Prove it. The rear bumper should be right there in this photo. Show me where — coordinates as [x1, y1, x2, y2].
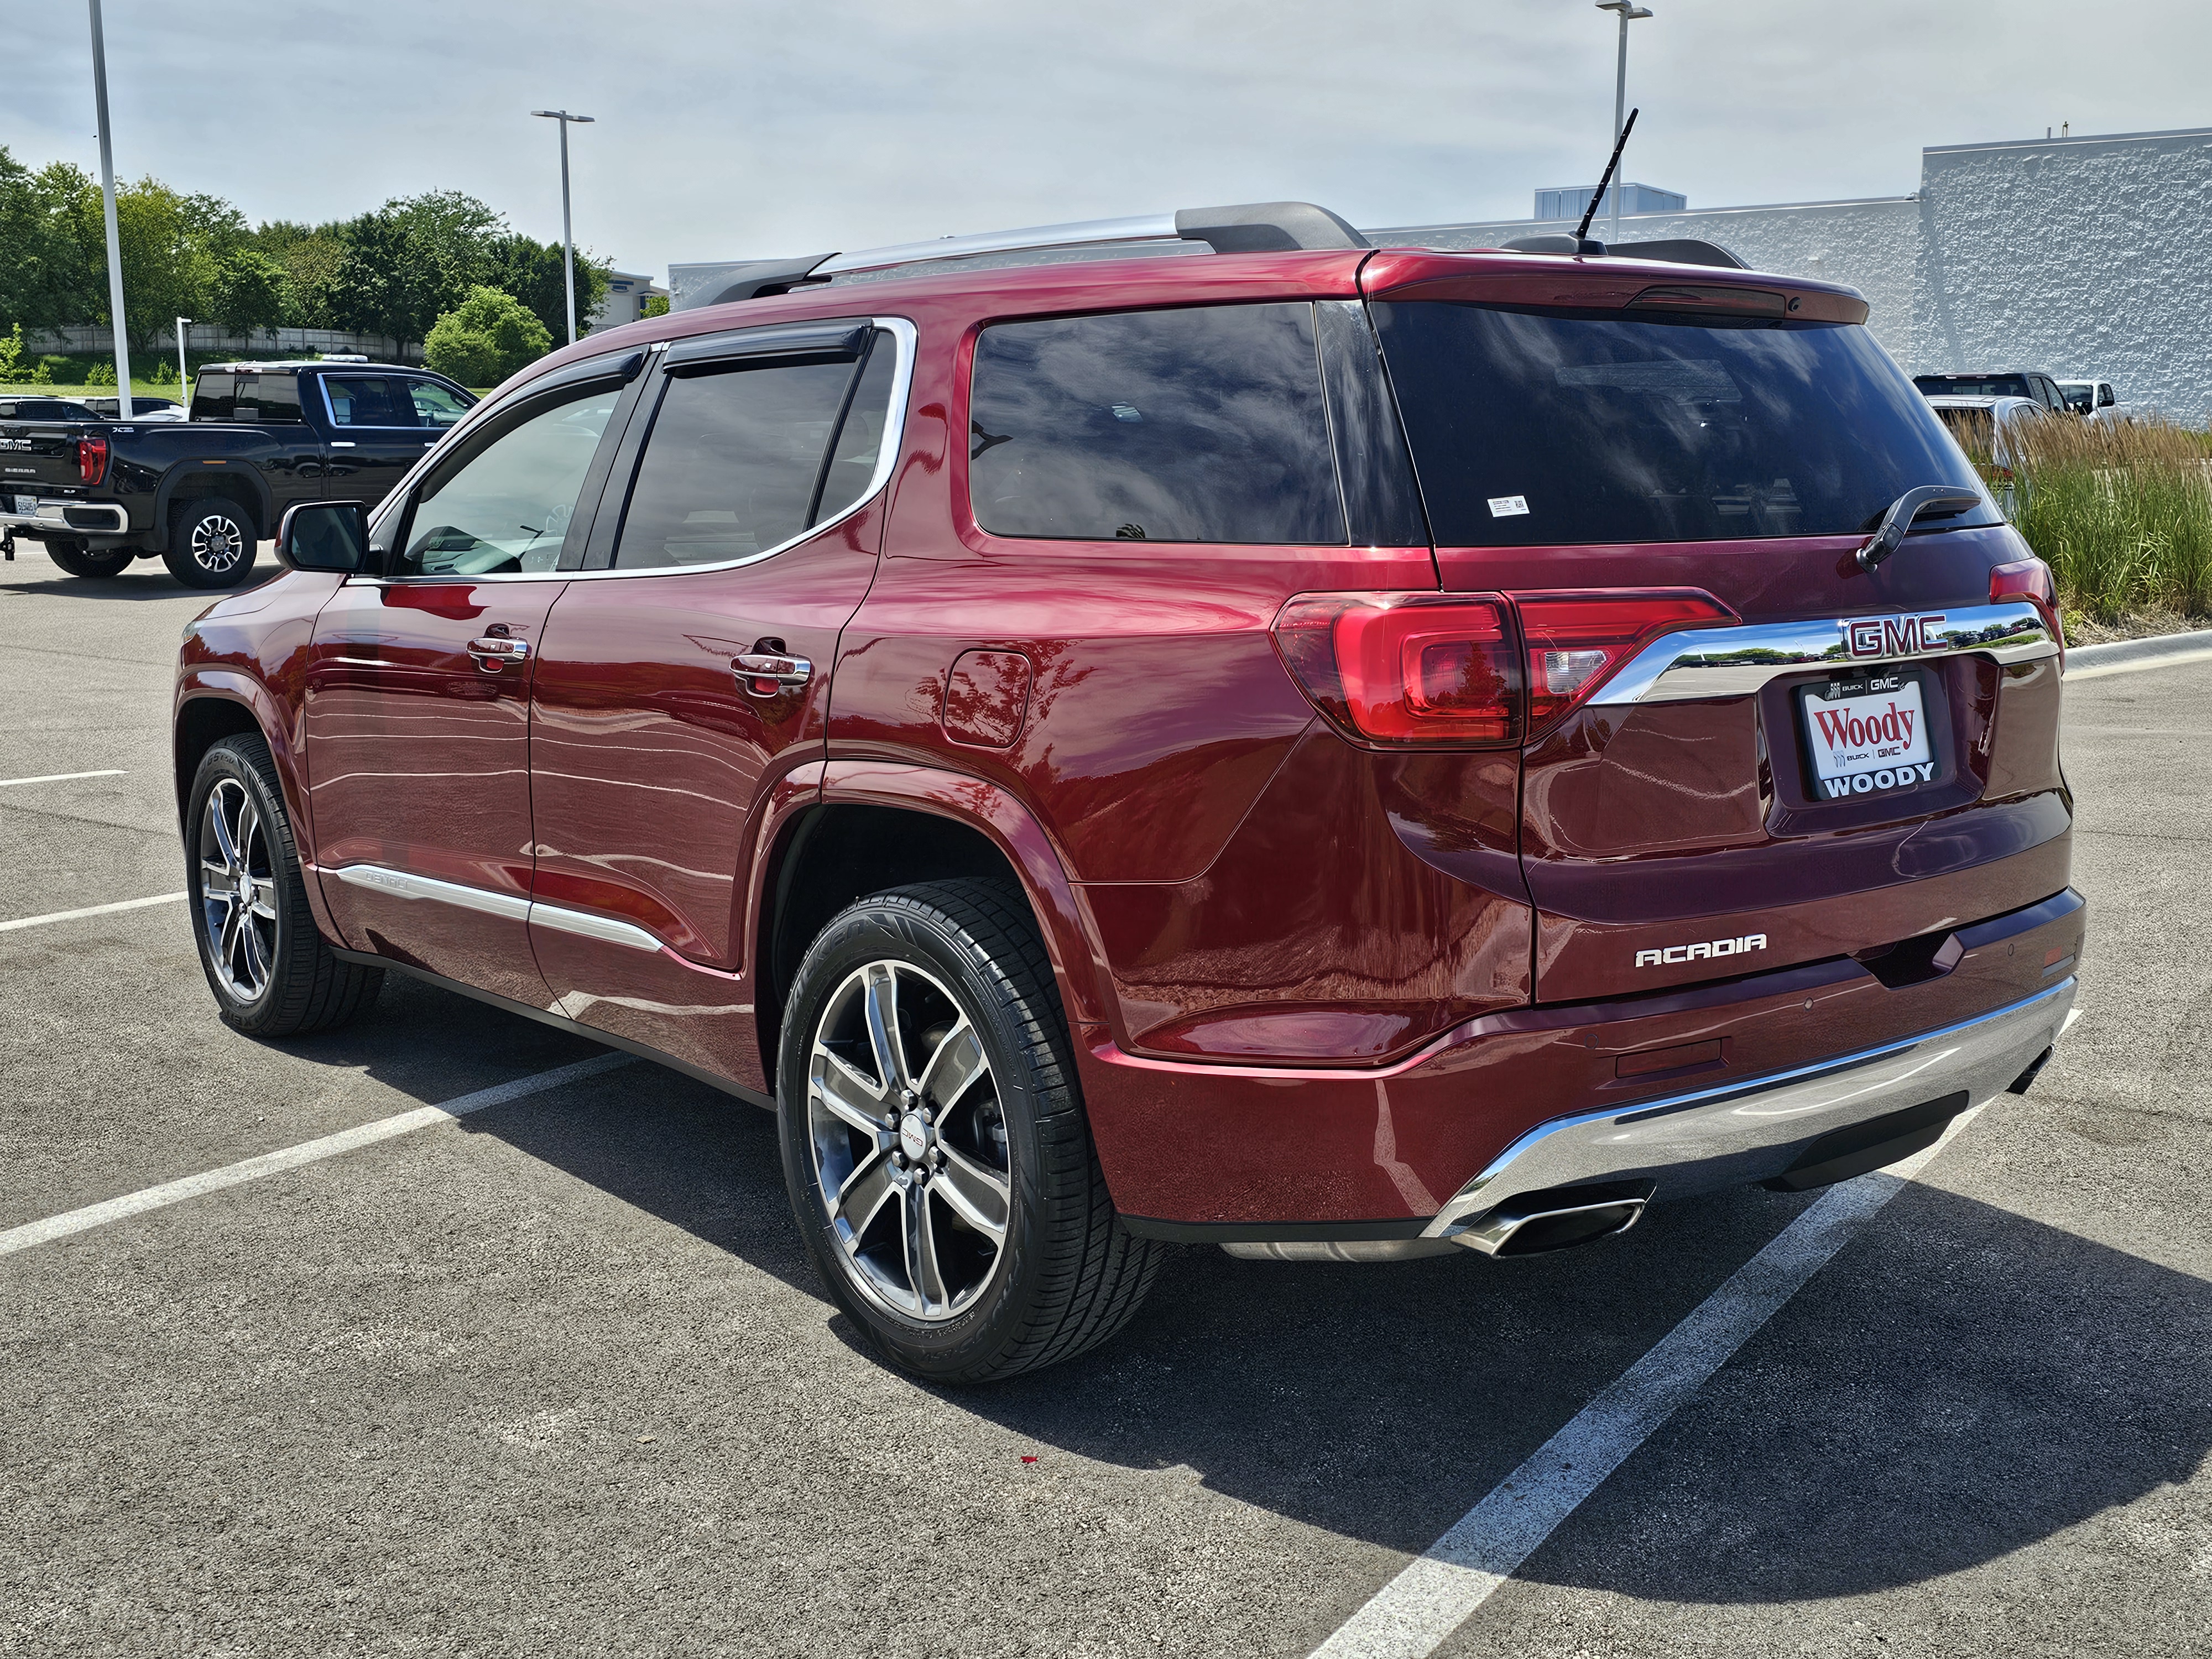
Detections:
[1093, 887, 2088, 1229]
[1423, 976, 2073, 1249]
[0, 499, 132, 536]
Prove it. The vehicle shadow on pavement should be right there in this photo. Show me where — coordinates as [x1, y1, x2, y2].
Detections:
[0, 553, 278, 602]
[452, 1043, 2212, 1598]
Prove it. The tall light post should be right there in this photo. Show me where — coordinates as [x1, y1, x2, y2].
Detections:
[175, 317, 189, 398]
[530, 109, 594, 346]
[1595, 1, 1653, 246]
[87, 0, 134, 418]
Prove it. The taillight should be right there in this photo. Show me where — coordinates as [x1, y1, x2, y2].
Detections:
[1272, 587, 1738, 748]
[1272, 593, 1522, 747]
[1512, 589, 1739, 734]
[75, 434, 108, 485]
[1990, 555, 2064, 665]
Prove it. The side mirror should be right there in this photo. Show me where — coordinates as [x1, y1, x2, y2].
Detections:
[2098, 385, 2115, 408]
[276, 500, 368, 573]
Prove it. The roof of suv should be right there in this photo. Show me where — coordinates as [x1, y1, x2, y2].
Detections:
[199, 359, 418, 374]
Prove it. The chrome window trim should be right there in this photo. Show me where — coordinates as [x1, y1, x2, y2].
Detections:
[1589, 600, 2058, 707]
[343, 317, 916, 589]
[326, 863, 664, 953]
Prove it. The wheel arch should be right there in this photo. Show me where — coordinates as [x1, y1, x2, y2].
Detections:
[174, 680, 343, 947]
[156, 462, 273, 547]
[754, 762, 1115, 1088]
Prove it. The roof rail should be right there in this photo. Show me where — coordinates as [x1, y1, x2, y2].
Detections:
[673, 200, 1371, 310]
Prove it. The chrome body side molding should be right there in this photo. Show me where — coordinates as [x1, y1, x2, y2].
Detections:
[1592, 600, 2058, 707]
[1422, 979, 2075, 1243]
[325, 863, 663, 953]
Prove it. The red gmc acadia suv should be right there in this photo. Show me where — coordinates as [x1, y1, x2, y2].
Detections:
[172, 201, 2083, 1381]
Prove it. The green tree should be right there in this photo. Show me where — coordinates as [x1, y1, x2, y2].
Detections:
[209, 247, 287, 337]
[422, 284, 551, 387]
[484, 231, 613, 343]
[253, 220, 347, 329]
[331, 191, 502, 349]
[642, 294, 670, 320]
[57, 173, 243, 351]
[0, 151, 100, 333]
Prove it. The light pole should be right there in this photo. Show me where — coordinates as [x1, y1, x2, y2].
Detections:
[86, 0, 134, 418]
[175, 317, 189, 398]
[530, 109, 595, 346]
[1596, 1, 1653, 246]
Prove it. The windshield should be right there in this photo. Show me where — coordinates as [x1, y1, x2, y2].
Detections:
[1374, 302, 1996, 546]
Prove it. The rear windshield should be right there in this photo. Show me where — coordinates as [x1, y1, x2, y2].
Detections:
[1914, 374, 2032, 399]
[1374, 303, 1995, 545]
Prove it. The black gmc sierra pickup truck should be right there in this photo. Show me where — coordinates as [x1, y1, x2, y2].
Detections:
[0, 360, 474, 586]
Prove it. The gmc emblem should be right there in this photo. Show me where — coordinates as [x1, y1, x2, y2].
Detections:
[1844, 613, 1949, 659]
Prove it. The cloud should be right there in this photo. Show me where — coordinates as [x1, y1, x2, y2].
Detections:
[8, 0, 2206, 280]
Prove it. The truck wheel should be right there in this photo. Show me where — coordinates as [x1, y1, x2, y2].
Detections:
[45, 539, 134, 579]
[186, 733, 382, 1036]
[164, 499, 258, 589]
[778, 879, 1164, 1383]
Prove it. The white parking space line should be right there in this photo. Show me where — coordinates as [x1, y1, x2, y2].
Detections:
[0, 1052, 635, 1261]
[1310, 1108, 1983, 1659]
[0, 769, 127, 787]
[0, 891, 187, 933]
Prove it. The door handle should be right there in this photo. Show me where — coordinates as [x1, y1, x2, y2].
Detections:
[467, 636, 532, 671]
[328, 441, 356, 448]
[734, 653, 811, 696]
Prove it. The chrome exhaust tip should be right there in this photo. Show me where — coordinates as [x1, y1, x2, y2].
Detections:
[1449, 1186, 1649, 1258]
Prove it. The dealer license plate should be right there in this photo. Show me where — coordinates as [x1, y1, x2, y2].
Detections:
[1798, 669, 1937, 801]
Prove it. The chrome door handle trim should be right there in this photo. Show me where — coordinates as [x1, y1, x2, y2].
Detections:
[328, 441, 356, 448]
[467, 637, 531, 671]
[733, 653, 812, 695]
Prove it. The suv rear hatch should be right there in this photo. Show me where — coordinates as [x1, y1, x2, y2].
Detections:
[1363, 253, 2069, 1003]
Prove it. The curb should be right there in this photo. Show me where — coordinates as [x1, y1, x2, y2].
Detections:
[2067, 628, 2212, 671]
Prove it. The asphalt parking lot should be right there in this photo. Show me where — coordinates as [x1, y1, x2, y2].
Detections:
[2, 542, 2206, 1659]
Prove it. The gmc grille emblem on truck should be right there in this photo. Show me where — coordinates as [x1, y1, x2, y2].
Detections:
[1844, 613, 1948, 659]
[1635, 934, 1768, 968]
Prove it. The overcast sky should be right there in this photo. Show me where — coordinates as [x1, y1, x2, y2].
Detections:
[10, 1, 2210, 282]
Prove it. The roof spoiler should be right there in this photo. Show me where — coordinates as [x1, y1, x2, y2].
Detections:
[1499, 233, 1747, 270]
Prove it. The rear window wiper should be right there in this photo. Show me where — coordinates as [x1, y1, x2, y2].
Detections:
[1856, 485, 1985, 571]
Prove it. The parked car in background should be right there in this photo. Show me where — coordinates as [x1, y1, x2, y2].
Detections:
[0, 359, 475, 586]
[1924, 394, 2049, 515]
[0, 395, 107, 423]
[1914, 370, 2069, 414]
[82, 394, 187, 421]
[2057, 378, 2124, 420]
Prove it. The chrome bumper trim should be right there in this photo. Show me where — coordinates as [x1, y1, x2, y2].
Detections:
[324, 862, 664, 952]
[0, 500, 132, 535]
[1592, 601, 2059, 707]
[1422, 979, 2076, 1241]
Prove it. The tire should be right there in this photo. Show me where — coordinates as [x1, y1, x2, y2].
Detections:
[163, 498, 258, 588]
[185, 733, 382, 1036]
[778, 879, 1164, 1383]
[44, 538, 133, 579]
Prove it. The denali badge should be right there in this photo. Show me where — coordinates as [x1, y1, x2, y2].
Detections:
[1843, 613, 1948, 659]
[1636, 933, 1767, 968]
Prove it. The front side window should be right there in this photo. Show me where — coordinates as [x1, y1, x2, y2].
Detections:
[398, 387, 621, 577]
[408, 379, 474, 429]
[323, 376, 419, 429]
[1379, 302, 1997, 546]
[611, 330, 896, 571]
[968, 302, 1345, 544]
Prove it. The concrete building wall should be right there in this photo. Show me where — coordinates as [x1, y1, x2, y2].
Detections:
[1916, 128, 2212, 420]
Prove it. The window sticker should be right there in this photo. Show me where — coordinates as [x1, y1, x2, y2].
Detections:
[1488, 494, 1530, 517]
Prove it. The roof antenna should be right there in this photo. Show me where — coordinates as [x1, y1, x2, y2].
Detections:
[1573, 106, 1639, 255]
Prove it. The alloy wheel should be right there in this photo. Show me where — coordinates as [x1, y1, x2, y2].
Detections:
[198, 776, 278, 1001]
[189, 512, 248, 575]
[807, 959, 1011, 1322]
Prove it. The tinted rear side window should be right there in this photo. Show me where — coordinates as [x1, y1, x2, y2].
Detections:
[190, 374, 236, 421]
[969, 303, 1345, 544]
[1914, 373, 2032, 399]
[612, 357, 857, 568]
[233, 374, 302, 424]
[1376, 303, 1995, 546]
